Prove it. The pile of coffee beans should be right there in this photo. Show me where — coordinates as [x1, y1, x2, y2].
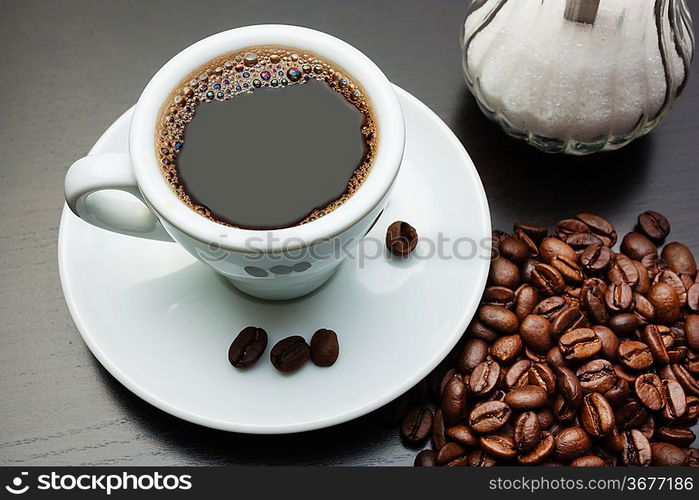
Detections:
[229, 327, 339, 372]
[387, 211, 699, 466]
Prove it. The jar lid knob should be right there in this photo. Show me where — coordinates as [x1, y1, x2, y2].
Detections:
[564, 0, 601, 25]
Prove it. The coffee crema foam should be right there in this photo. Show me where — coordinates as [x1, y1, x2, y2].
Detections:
[156, 46, 377, 228]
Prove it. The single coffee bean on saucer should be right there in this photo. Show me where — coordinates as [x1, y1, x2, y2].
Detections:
[386, 221, 418, 256]
[228, 326, 268, 368]
[270, 335, 310, 372]
[310, 328, 339, 367]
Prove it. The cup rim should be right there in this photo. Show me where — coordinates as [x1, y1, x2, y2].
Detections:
[130, 24, 404, 253]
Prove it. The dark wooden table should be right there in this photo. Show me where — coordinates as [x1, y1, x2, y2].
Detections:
[1, 1, 697, 466]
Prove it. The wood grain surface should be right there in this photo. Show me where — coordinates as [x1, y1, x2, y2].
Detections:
[0, 0, 697, 465]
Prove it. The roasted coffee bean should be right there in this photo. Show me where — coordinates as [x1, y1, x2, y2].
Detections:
[517, 431, 555, 465]
[270, 335, 310, 372]
[539, 237, 579, 264]
[480, 432, 517, 460]
[529, 362, 556, 395]
[642, 253, 668, 280]
[514, 284, 539, 319]
[655, 270, 688, 307]
[617, 340, 654, 370]
[633, 260, 652, 294]
[621, 429, 651, 466]
[662, 379, 687, 420]
[505, 385, 548, 410]
[615, 399, 650, 431]
[435, 442, 466, 465]
[431, 408, 447, 449]
[581, 243, 614, 275]
[400, 407, 433, 445]
[662, 242, 697, 278]
[633, 292, 656, 322]
[551, 255, 584, 285]
[575, 213, 617, 246]
[489, 256, 520, 289]
[467, 320, 499, 342]
[580, 393, 615, 437]
[593, 326, 619, 361]
[582, 284, 609, 325]
[557, 366, 582, 406]
[688, 284, 699, 313]
[685, 314, 699, 351]
[479, 305, 519, 334]
[605, 282, 634, 312]
[576, 359, 616, 393]
[635, 373, 665, 411]
[546, 346, 566, 368]
[524, 347, 547, 363]
[551, 306, 587, 336]
[604, 378, 630, 408]
[641, 324, 670, 365]
[470, 359, 501, 396]
[309, 328, 339, 367]
[637, 210, 671, 243]
[457, 338, 489, 373]
[608, 254, 640, 288]
[559, 328, 601, 361]
[386, 221, 418, 256]
[505, 359, 532, 389]
[499, 236, 530, 264]
[671, 364, 699, 396]
[533, 296, 568, 320]
[469, 401, 511, 433]
[491, 335, 523, 363]
[442, 375, 467, 424]
[556, 218, 590, 240]
[446, 424, 477, 447]
[552, 394, 577, 422]
[483, 286, 516, 308]
[651, 442, 689, 466]
[566, 232, 604, 251]
[519, 315, 553, 353]
[468, 449, 497, 467]
[515, 228, 540, 257]
[640, 413, 656, 441]
[680, 395, 699, 424]
[514, 222, 548, 243]
[531, 263, 565, 296]
[609, 313, 644, 337]
[413, 449, 435, 467]
[621, 232, 657, 261]
[521, 258, 538, 283]
[228, 326, 268, 368]
[657, 426, 696, 447]
[571, 455, 606, 467]
[554, 426, 592, 461]
[514, 411, 542, 453]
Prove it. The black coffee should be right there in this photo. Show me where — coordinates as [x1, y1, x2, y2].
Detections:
[157, 47, 377, 229]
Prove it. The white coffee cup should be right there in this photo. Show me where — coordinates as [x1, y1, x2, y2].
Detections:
[64, 25, 405, 300]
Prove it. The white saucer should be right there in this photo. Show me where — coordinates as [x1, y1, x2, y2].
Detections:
[58, 86, 491, 434]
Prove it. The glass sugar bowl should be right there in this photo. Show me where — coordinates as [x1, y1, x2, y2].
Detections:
[461, 0, 695, 155]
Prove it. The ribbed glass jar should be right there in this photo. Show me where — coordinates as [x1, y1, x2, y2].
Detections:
[462, 0, 694, 155]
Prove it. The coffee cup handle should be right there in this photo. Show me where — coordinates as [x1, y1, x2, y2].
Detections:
[64, 153, 173, 241]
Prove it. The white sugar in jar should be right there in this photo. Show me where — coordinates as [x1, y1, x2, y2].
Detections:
[462, 0, 694, 154]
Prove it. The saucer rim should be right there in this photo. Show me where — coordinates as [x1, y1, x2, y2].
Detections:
[58, 85, 491, 434]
